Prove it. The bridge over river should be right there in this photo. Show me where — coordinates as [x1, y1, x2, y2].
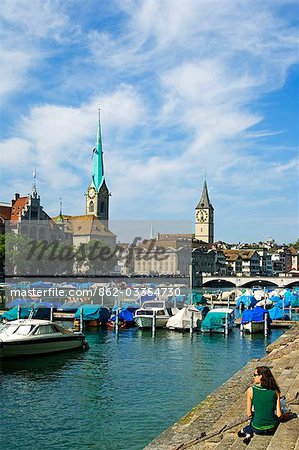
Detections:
[202, 275, 299, 288]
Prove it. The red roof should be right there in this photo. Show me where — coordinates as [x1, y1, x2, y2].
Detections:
[0, 205, 12, 221]
[10, 197, 29, 222]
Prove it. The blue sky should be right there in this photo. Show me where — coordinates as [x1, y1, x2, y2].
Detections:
[0, 0, 298, 244]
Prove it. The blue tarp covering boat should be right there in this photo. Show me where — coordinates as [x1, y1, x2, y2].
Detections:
[270, 295, 281, 303]
[74, 305, 110, 322]
[112, 303, 139, 312]
[268, 306, 286, 320]
[236, 295, 257, 309]
[277, 297, 291, 308]
[1, 306, 52, 321]
[110, 309, 135, 322]
[30, 281, 53, 288]
[6, 298, 32, 308]
[58, 302, 83, 312]
[291, 296, 299, 307]
[241, 306, 270, 324]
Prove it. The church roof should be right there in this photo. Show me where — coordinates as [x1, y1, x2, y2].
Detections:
[196, 180, 213, 209]
[10, 197, 29, 222]
[53, 215, 116, 237]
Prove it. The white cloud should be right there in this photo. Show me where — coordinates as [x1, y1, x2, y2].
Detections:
[1, 0, 298, 242]
[0, 0, 76, 41]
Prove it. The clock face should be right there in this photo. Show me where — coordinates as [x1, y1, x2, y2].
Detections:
[88, 187, 96, 199]
[196, 210, 208, 223]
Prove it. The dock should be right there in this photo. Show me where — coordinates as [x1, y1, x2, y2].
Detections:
[144, 324, 299, 450]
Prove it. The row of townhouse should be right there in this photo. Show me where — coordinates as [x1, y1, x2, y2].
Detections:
[192, 246, 299, 278]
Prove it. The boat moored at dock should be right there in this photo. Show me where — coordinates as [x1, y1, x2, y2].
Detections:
[134, 300, 179, 329]
[74, 304, 111, 329]
[0, 319, 89, 358]
[201, 308, 235, 333]
[241, 306, 271, 334]
[166, 305, 209, 331]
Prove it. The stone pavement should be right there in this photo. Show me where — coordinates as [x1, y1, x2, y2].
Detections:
[144, 325, 299, 450]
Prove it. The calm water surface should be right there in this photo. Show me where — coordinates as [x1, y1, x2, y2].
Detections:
[0, 327, 283, 450]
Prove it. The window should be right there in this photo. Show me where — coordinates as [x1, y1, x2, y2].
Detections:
[15, 325, 35, 336]
[89, 201, 94, 212]
[33, 325, 57, 335]
[100, 201, 105, 213]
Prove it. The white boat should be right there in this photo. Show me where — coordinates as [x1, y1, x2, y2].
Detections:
[134, 300, 179, 329]
[166, 305, 208, 331]
[240, 306, 269, 335]
[243, 321, 265, 334]
[201, 308, 235, 333]
[0, 319, 89, 358]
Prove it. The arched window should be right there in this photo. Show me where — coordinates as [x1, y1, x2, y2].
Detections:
[89, 201, 94, 212]
[100, 201, 105, 213]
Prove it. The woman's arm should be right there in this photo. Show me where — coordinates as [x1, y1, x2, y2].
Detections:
[246, 387, 253, 418]
[276, 391, 282, 418]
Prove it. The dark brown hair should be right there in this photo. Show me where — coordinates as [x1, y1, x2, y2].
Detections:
[255, 366, 280, 392]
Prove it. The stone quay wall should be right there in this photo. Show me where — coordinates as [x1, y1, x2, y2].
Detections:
[144, 324, 299, 450]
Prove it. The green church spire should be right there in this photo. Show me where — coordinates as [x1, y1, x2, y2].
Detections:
[92, 109, 105, 191]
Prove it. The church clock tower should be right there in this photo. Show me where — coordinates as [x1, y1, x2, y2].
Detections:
[195, 180, 214, 243]
[86, 109, 110, 223]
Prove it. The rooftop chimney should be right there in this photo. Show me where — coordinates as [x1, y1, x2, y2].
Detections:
[11, 193, 20, 206]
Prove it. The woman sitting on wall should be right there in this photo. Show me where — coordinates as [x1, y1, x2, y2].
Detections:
[238, 366, 282, 444]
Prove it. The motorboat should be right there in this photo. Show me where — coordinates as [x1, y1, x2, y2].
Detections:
[241, 306, 270, 334]
[108, 303, 139, 330]
[134, 300, 179, 329]
[201, 308, 235, 333]
[0, 319, 89, 358]
[166, 305, 209, 331]
[74, 304, 111, 329]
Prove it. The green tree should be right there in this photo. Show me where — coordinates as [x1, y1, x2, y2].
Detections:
[289, 239, 299, 250]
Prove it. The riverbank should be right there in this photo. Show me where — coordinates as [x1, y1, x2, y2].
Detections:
[144, 324, 299, 450]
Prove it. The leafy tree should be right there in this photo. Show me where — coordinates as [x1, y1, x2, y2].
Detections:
[288, 239, 299, 250]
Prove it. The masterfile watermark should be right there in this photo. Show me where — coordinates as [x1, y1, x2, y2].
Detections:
[4, 219, 192, 278]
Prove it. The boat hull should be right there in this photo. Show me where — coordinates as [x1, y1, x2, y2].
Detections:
[135, 316, 168, 329]
[201, 325, 233, 334]
[0, 335, 86, 358]
[243, 321, 265, 334]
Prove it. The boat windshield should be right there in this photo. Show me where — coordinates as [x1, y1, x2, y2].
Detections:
[0, 324, 35, 336]
[143, 302, 164, 309]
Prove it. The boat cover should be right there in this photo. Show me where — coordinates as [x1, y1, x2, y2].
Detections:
[291, 296, 299, 307]
[6, 298, 32, 308]
[270, 295, 281, 303]
[58, 302, 82, 312]
[201, 311, 228, 331]
[268, 306, 285, 320]
[276, 298, 291, 308]
[283, 291, 298, 307]
[236, 295, 257, 308]
[166, 306, 203, 329]
[74, 305, 111, 322]
[112, 303, 139, 312]
[1, 307, 51, 321]
[241, 306, 270, 324]
[110, 309, 135, 322]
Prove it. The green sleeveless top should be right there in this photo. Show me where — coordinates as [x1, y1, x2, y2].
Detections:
[252, 385, 279, 430]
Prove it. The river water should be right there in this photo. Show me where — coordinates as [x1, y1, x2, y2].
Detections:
[0, 327, 283, 450]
